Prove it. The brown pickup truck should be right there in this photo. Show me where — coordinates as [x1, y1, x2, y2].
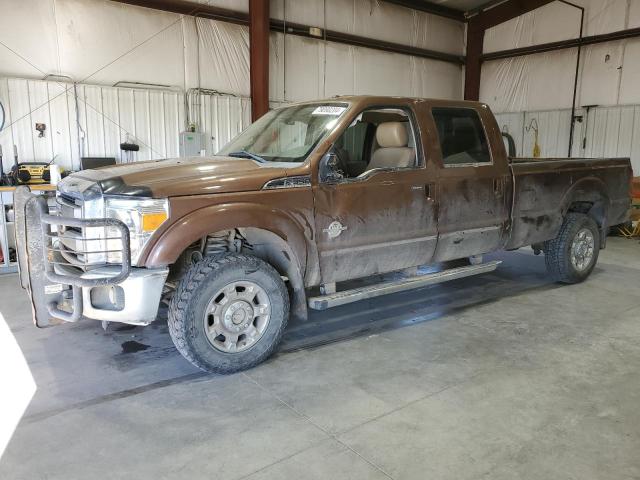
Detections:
[15, 96, 632, 373]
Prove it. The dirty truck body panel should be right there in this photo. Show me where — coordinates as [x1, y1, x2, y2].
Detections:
[312, 100, 439, 283]
[14, 96, 632, 332]
[429, 101, 513, 263]
[507, 157, 632, 249]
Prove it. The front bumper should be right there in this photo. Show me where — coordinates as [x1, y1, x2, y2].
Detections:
[80, 266, 168, 324]
[14, 186, 168, 327]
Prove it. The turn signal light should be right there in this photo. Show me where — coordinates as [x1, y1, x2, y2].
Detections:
[142, 212, 168, 232]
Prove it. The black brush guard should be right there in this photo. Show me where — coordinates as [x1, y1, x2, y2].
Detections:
[14, 186, 131, 326]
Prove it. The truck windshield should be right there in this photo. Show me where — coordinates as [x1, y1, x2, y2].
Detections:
[219, 103, 348, 163]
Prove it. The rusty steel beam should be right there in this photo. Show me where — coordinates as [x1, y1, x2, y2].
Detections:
[483, 26, 640, 61]
[112, 0, 248, 25]
[468, 0, 556, 30]
[380, 0, 465, 21]
[109, 0, 463, 65]
[464, 0, 555, 100]
[250, 0, 269, 121]
[271, 18, 464, 64]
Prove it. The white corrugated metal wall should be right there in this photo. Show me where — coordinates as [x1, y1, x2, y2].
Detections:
[188, 92, 252, 154]
[495, 105, 640, 175]
[495, 109, 576, 158]
[0, 77, 251, 172]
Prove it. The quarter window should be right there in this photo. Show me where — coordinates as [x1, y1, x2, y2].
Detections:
[432, 108, 491, 166]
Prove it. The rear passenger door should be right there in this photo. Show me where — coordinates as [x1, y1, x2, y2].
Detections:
[429, 105, 510, 262]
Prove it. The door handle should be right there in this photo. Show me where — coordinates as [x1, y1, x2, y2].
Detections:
[493, 178, 504, 197]
[425, 184, 436, 201]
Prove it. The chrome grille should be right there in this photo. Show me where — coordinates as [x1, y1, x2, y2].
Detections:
[41, 213, 132, 287]
[50, 193, 123, 271]
[56, 193, 81, 218]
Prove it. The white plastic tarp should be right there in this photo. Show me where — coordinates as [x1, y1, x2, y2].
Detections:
[481, 0, 640, 112]
[270, 32, 463, 102]
[271, 0, 465, 56]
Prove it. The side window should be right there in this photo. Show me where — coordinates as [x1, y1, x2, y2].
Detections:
[432, 107, 491, 166]
[332, 107, 418, 179]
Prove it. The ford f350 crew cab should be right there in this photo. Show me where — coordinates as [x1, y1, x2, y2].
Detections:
[15, 96, 633, 373]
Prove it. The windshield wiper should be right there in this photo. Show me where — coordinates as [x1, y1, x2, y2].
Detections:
[227, 150, 266, 163]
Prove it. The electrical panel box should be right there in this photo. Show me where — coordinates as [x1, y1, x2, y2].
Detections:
[179, 131, 208, 157]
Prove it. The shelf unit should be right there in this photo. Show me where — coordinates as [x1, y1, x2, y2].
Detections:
[0, 185, 56, 275]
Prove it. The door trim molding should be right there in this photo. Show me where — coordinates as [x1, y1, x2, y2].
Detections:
[319, 234, 438, 257]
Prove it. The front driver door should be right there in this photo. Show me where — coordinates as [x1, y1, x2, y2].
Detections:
[312, 105, 438, 284]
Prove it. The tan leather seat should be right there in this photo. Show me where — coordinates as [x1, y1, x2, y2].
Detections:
[368, 122, 416, 170]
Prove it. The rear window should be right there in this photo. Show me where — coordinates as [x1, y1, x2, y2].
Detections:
[432, 107, 491, 166]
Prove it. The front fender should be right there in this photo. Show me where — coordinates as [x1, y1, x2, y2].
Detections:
[142, 202, 311, 272]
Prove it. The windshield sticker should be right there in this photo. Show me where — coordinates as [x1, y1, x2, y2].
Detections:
[312, 106, 346, 116]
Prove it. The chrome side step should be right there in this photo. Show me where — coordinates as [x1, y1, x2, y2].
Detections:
[308, 261, 502, 310]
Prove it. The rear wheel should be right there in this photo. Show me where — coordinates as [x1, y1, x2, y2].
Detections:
[544, 213, 600, 284]
[168, 253, 289, 374]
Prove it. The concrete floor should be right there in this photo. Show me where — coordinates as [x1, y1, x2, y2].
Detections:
[1, 238, 639, 480]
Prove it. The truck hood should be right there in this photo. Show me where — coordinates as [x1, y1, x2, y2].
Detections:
[63, 156, 292, 198]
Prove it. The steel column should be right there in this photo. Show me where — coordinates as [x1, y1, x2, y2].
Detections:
[464, 0, 555, 101]
[464, 21, 484, 101]
[109, 0, 464, 65]
[249, 0, 269, 121]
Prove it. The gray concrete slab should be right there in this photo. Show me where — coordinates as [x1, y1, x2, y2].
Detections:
[1, 238, 639, 479]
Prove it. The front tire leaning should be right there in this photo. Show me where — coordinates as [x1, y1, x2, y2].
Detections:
[168, 253, 289, 374]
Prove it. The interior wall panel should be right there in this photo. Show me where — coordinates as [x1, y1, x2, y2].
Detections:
[270, 0, 465, 56]
[2, 0, 465, 117]
[481, 0, 640, 115]
[0, 77, 249, 172]
[193, 94, 252, 154]
[494, 105, 639, 175]
[484, 2, 582, 54]
[270, 31, 463, 104]
[481, 50, 577, 112]
[484, 0, 630, 54]
[0, 0, 59, 79]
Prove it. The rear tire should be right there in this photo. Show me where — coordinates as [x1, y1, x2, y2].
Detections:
[168, 253, 289, 374]
[544, 213, 600, 284]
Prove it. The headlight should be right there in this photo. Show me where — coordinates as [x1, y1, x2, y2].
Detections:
[105, 197, 169, 265]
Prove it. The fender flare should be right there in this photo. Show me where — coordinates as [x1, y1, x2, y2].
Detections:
[142, 202, 313, 320]
[559, 176, 611, 244]
[143, 202, 309, 269]
[559, 176, 610, 223]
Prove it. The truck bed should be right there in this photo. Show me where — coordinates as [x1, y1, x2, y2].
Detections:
[506, 157, 633, 250]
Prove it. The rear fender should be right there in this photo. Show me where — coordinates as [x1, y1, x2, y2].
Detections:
[560, 177, 610, 242]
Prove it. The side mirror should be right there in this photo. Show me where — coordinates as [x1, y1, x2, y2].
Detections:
[319, 151, 344, 183]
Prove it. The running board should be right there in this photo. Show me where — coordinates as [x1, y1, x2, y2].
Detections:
[308, 261, 502, 311]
